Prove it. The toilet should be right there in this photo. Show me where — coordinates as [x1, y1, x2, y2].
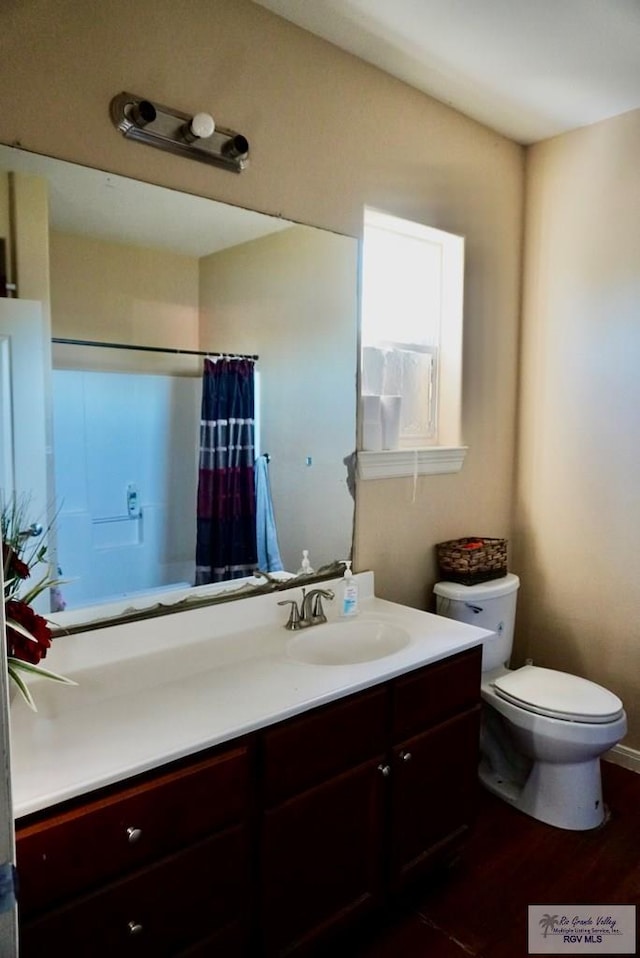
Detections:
[434, 574, 627, 831]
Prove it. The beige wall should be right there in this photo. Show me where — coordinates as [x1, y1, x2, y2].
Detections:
[199, 225, 358, 571]
[3, 172, 56, 543]
[515, 108, 640, 747]
[50, 232, 199, 352]
[0, 0, 524, 611]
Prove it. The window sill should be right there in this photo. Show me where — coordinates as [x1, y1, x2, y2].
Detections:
[357, 446, 468, 480]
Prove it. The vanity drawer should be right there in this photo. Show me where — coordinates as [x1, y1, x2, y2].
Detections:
[17, 742, 252, 917]
[19, 824, 250, 958]
[391, 647, 482, 741]
[262, 686, 387, 806]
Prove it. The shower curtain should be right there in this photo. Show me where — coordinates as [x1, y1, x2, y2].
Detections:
[195, 357, 258, 584]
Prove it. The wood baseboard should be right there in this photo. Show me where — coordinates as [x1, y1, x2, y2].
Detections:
[604, 744, 640, 774]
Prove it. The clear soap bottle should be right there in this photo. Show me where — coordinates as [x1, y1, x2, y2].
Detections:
[340, 560, 359, 617]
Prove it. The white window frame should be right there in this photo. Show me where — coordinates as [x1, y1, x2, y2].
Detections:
[358, 208, 467, 479]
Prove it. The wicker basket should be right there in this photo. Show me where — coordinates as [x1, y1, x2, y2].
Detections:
[436, 537, 508, 585]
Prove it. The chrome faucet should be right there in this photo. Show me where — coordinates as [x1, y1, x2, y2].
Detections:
[301, 588, 334, 626]
[278, 588, 335, 630]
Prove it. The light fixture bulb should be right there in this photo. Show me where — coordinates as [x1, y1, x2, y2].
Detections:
[222, 134, 250, 160]
[130, 100, 157, 129]
[189, 112, 215, 140]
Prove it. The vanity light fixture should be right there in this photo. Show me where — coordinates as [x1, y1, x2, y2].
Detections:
[110, 92, 250, 173]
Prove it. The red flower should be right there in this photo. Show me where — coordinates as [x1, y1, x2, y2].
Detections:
[5, 600, 51, 665]
[2, 543, 30, 581]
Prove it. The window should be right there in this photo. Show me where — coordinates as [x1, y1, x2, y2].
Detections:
[358, 209, 466, 478]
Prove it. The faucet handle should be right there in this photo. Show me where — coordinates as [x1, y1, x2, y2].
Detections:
[278, 598, 301, 630]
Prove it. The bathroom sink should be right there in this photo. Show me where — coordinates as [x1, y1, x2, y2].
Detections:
[286, 618, 410, 666]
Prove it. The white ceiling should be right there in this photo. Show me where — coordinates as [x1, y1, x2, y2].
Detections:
[253, 0, 640, 143]
[0, 145, 293, 256]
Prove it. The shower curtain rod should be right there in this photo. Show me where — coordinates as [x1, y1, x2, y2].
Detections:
[52, 337, 259, 362]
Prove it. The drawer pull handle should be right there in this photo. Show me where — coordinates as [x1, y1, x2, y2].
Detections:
[126, 826, 142, 844]
[400, 751, 413, 763]
[128, 921, 144, 936]
[377, 763, 391, 778]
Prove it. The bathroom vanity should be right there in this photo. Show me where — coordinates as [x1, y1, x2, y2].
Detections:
[11, 574, 487, 957]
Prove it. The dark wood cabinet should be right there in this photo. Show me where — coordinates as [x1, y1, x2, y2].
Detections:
[17, 742, 254, 958]
[261, 757, 385, 957]
[389, 707, 481, 890]
[175, 920, 250, 957]
[260, 688, 388, 957]
[261, 686, 388, 806]
[258, 646, 482, 956]
[15, 645, 482, 957]
[386, 649, 482, 890]
[19, 827, 250, 957]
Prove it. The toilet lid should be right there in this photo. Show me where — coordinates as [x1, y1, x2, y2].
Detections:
[492, 665, 624, 723]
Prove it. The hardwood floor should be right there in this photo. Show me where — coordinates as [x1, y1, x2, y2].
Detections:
[347, 760, 640, 958]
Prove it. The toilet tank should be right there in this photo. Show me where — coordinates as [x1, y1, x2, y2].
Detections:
[433, 573, 520, 672]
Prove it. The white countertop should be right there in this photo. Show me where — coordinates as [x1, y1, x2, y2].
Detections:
[10, 573, 490, 820]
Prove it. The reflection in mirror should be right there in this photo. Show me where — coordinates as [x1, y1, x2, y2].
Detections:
[0, 145, 358, 629]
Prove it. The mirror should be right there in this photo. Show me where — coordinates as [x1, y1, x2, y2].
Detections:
[0, 145, 358, 630]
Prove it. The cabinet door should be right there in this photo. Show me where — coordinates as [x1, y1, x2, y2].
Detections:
[261, 757, 385, 957]
[389, 706, 481, 891]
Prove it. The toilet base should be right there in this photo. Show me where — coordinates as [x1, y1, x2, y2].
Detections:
[479, 756, 605, 830]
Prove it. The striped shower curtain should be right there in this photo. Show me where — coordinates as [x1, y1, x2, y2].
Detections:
[195, 357, 258, 584]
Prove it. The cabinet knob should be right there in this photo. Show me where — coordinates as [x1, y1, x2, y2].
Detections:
[377, 763, 391, 778]
[400, 751, 412, 763]
[126, 826, 142, 844]
[128, 921, 144, 936]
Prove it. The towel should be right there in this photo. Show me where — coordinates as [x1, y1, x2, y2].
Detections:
[254, 456, 284, 573]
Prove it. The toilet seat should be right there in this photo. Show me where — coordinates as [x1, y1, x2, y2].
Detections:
[491, 665, 624, 724]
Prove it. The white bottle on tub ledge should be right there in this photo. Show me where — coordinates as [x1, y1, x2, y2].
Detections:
[297, 550, 314, 575]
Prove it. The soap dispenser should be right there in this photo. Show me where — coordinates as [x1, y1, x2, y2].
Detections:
[340, 560, 359, 617]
